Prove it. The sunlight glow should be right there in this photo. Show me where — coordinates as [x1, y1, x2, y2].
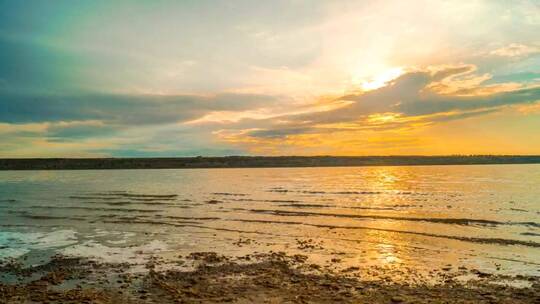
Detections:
[357, 67, 404, 91]
[367, 113, 402, 124]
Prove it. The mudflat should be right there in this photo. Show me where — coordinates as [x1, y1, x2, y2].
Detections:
[1, 251, 539, 304]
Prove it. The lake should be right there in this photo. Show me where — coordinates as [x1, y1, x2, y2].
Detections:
[1, 164, 539, 283]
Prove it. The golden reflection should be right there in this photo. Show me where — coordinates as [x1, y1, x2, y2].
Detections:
[376, 243, 401, 265]
[357, 167, 411, 269]
[369, 166, 404, 191]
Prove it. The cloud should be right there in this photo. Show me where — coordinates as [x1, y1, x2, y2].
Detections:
[247, 127, 314, 138]
[0, 91, 288, 155]
[0, 91, 281, 125]
[3, 63, 539, 157]
[1, 1, 540, 157]
[223, 65, 540, 141]
[490, 43, 539, 57]
[45, 121, 117, 142]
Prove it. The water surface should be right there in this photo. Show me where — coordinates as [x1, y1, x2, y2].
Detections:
[1, 164, 539, 280]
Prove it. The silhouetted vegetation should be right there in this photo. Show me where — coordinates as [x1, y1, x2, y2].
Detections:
[1, 155, 539, 170]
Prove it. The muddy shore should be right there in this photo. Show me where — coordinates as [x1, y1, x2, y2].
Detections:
[1, 251, 539, 304]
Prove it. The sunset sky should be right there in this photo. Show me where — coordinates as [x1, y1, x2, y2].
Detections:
[1, 0, 539, 157]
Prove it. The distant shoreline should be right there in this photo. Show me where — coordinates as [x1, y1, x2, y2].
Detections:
[1, 155, 540, 170]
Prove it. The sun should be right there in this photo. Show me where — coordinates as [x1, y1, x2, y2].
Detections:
[350, 66, 404, 91]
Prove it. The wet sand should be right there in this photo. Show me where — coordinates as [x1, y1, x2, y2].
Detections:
[1, 250, 539, 304]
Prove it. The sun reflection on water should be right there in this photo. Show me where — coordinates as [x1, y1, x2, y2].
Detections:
[376, 243, 401, 265]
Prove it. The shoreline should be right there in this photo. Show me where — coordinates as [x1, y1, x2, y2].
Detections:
[1, 155, 540, 170]
[2, 251, 539, 303]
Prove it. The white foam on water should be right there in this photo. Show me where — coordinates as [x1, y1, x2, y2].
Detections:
[31, 230, 78, 249]
[87, 229, 136, 245]
[0, 247, 30, 260]
[0, 230, 78, 260]
[106, 239, 128, 245]
[61, 239, 169, 264]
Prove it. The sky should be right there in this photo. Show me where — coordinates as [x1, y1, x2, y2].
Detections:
[0, 0, 539, 157]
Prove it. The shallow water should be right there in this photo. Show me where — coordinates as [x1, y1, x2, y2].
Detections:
[1, 164, 539, 280]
